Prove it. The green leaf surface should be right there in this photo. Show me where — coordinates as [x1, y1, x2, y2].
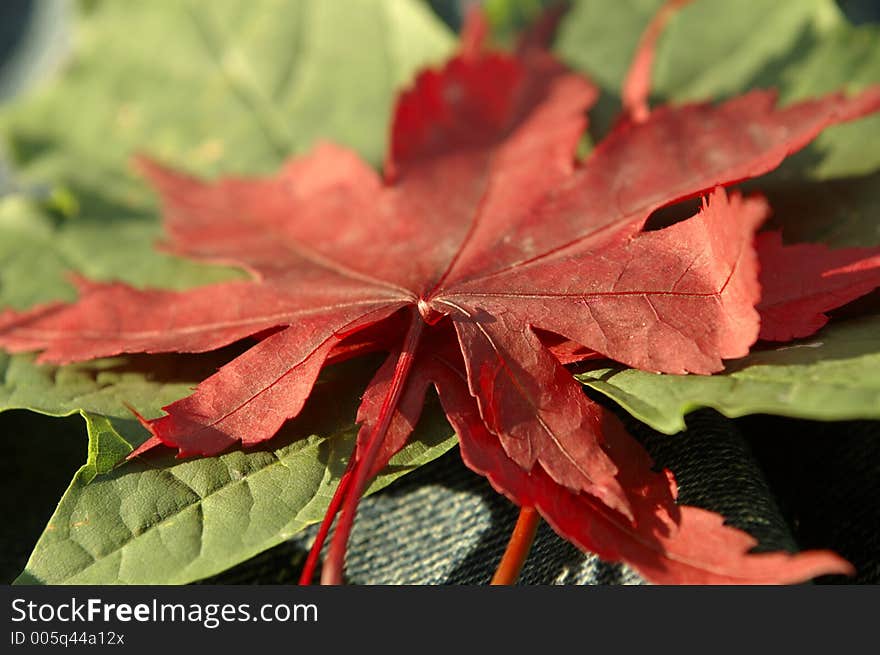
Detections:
[558, 0, 880, 173]
[3, 0, 452, 180]
[0, 347, 235, 443]
[577, 316, 880, 435]
[15, 360, 457, 584]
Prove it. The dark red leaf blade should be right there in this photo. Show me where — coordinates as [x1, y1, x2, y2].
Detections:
[146, 303, 404, 457]
[449, 306, 629, 517]
[454, 87, 880, 285]
[386, 23, 599, 296]
[0, 277, 399, 365]
[436, 352, 854, 584]
[136, 149, 409, 294]
[444, 188, 767, 375]
[757, 232, 880, 341]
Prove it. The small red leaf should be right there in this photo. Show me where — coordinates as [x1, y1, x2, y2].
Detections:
[757, 232, 880, 341]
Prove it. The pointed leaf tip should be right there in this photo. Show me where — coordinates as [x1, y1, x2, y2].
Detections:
[622, 0, 695, 123]
[459, 5, 490, 58]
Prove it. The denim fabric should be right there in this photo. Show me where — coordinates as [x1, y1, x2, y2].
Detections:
[335, 451, 646, 585]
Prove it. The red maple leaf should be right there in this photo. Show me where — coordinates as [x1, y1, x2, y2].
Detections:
[756, 233, 880, 341]
[3, 3, 880, 584]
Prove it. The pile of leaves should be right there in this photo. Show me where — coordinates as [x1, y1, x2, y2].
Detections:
[1, 0, 879, 585]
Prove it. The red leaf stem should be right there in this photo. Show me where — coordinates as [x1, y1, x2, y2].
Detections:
[320, 308, 425, 584]
[491, 506, 542, 585]
[298, 456, 357, 585]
